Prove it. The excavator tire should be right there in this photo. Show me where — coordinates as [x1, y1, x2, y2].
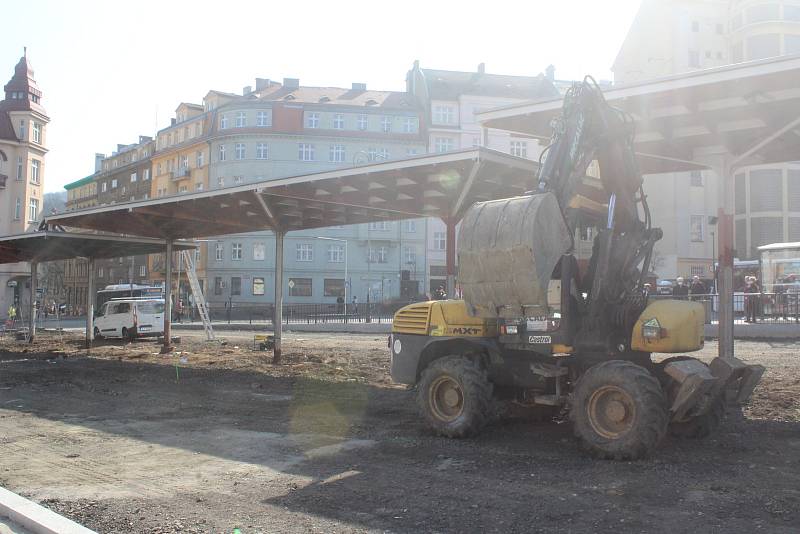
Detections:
[571, 360, 668, 460]
[417, 356, 492, 438]
[658, 356, 726, 439]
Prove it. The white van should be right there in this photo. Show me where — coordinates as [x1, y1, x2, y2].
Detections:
[94, 298, 165, 340]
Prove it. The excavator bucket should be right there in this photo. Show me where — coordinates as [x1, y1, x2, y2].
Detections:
[458, 192, 572, 318]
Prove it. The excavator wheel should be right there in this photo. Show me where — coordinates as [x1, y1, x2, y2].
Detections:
[658, 356, 726, 439]
[571, 360, 668, 460]
[417, 356, 493, 438]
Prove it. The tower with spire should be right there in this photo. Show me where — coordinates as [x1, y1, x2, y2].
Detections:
[0, 49, 50, 318]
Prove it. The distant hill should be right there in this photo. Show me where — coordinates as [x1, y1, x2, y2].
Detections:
[43, 191, 67, 216]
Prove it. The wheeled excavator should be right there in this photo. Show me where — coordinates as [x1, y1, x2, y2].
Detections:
[389, 77, 764, 459]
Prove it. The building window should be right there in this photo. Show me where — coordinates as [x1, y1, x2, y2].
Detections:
[220, 115, 229, 129]
[230, 277, 241, 296]
[196, 151, 204, 167]
[289, 277, 312, 297]
[433, 105, 455, 124]
[324, 279, 345, 297]
[690, 215, 704, 242]
[130, 172, 137, 182]
[403, 117, 416, 133]
[307, 112, 319, 128]
[296, 243, 314, 261]
[510, 141, 527, 158]
[215, 243, 223, 261]
[378, 148, 389, 160]
[218, 144, 226, 161]
[16, 156, 23, 180]
[256, 143, 269, 159]
[195, 182, 204, 191]
[98, 267, 104, 278]
[405, 246, 417, 264]
[333, 114, 344, 129]
[28, 198, 39, 222]
[102, 182, 107, 192]
[111, 179, 118, 189]
[690, 266, 705, 277]
[357, 114, 368, 130]
[30, 159, 40, 183]
[235, 111, 246, 127]
[139, 265, 147, 277]
[19, 120, 25, 139]
[381, 116, 392, 133]
[403, 220, 416, 232]
[178, 185, 188, 193]
[235, 143, 246, 160]
[688, 50, 700, 68]
[253, 243, 266, 260]
[368, 221, 389, 231]
[434, 231, 446, 250]
[327, 244, 344, 263]
[214, 276, 223, 295]
[299, 143, 315, 161]
[256, 111, 270, 127]
[368, 246, 388, 263]
[252, 277, 265, 296]
[181, 155, 189, 169]
[14, 197, 21, 220]
[406, 148, 418, 157]
[32, 122, 41, 143]
[234, 176, 243, 184]
[435, 137, 455, 153]
[218, 177, 225, 188]
[329, 144, 346, 162]
[231, 242, 243, 260]
[690, 170, 703, 186]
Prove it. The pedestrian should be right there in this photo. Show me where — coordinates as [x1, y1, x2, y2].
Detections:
[643, 283, 652, 297]
[673, 277, 689, 299]
[744, 276, 760, 323]
[689, 275, 706, 301]
[336, 295, 344, 314]
[352, 295, 358, 314]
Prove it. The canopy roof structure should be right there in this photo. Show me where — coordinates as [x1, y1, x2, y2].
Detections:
[478, 54, 800, 173]
[47, 148, 538, 239]
[0, 231, 196, 265]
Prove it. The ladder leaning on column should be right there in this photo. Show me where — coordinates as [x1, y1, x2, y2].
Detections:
[181, 250, 215, 341]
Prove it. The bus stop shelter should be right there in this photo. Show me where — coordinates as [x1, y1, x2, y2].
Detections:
[47, 148, 539, 359]
[477, 53, 800, 360]
[0, 231, 195, 344]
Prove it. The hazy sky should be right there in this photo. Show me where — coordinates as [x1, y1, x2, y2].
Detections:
[1, 0, 641, 192]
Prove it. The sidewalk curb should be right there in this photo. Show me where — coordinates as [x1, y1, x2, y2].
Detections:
[0, 487, 95, 534]
[172, 323, 393, 334]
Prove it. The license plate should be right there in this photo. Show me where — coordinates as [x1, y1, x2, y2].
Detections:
[528, 335, 551, 344]
[139, 327, 151, 331]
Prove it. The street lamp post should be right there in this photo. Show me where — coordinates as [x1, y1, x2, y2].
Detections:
[315, 236, 348, 316]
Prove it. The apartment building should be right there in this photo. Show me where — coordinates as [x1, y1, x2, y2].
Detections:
[0, 52, 49, 317]
[204, 78, 428, 305]
[405, 61, 559, 292]
[613, 0, 800, 276]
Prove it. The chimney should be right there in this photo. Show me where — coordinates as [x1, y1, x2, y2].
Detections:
[352, 82, 367, 91]
[242, 85, 252, 95]
[545, 64, 555, 81]
[171, 118, 176, 126]
[256, 78, 270, 91]
[477, 62, 485, 74]
[283, 77, 300, 89]
[94, 153, 104, 172]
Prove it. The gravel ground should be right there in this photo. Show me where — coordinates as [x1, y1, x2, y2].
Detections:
[0, 331, 797, 533]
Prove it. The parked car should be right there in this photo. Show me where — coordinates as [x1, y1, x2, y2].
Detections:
[656, 280, 674, 295]
[94, 298, 164, 340]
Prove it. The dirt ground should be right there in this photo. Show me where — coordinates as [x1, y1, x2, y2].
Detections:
[0, 330, 798, 533]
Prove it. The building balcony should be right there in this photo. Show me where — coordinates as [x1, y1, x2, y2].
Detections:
[171, 167, 190, 181]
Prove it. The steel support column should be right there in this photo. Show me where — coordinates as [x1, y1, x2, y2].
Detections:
[273, 231, 284, 364]
[161, 240, 174, 354]
[444, 218, 457, 299]
[29, 261, 37, 343]
[86, 257, 95, 348]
